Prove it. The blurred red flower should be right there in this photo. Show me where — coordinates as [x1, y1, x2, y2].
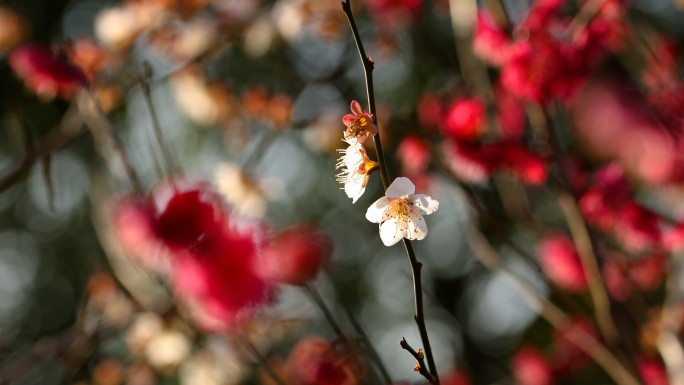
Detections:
[111, 187, 272, 331]
[9, 42, 88, 100]
[285, 336, 359, 385]
[536, 234, 587, 293]
[441, 98, 488, 142]
[512, 346, 554, 385]
[260, 226, 332, 286]
[637, 356, 669, 385]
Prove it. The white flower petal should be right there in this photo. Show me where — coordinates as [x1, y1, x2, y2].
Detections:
[406, 210, 428, 241]
[344, 145, 364, 169]
[386, 177, 415, 199]
[410, 194, 439, 215]
[346, 179, 366, 203]
[366, 197, 390, 222]
[379, 217, 404, 246]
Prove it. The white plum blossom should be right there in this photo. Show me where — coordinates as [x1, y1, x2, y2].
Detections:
[365, 177, 439, 246]
[336, 135, 379, 203]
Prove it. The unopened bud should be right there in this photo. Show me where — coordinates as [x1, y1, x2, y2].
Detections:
[418, 349, 424, 359]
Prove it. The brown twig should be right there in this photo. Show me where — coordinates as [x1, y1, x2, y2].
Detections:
[400, 338, 436, 384]
[341, 1, 439, 382]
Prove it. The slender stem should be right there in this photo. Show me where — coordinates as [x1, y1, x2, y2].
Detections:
[402, 239, 438, 381]
[305, 284, 346, 341]
[341, 0, 389, 190]
[400, 338, 436, 384]
[341, 1, 439, 382]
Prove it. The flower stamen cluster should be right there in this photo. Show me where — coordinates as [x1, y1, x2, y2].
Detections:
[343, 100, 378, 144]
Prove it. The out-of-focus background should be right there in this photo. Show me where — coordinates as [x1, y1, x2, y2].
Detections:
[2, 0, 684, 384]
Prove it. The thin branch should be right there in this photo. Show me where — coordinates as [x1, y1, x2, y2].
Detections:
[558, 191, 619, 344]
[343, 306, 393, 384]
[401, 239, 439, 381]
[139, 62, 183, 178]
[341, 1, 439, 382]
[341, 0, 389, 190]
[237, 335, 288, 385]
[658, 250, 684, 385]
[0, 324, 120, 385]
[0, 102, 84, 194]
[400, 338, 436, 384]
[75, 90, 144, 194]
[305, 284, 346, 341]
[539, 106, 619, 345]
[465, 223, 642, 385]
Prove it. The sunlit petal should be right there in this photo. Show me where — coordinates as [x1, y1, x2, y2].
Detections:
[386, 177, 415, 199]
[366, 197, 390, 222]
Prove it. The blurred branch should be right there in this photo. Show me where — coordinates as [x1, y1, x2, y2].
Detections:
[75, 90, 144, 194]
[343, 306, 393, 384]
[0, 324, 119, 385]
[242, 129, 279, 175]
[448, 0, 494, 101]
[0, 102, 83, 194]
[305, 284, 346, 341]
[139, 62, 183, 179]
[465, 223, 642, 385]
[658, 250, 684, 385]
[237, 335, 288, 385]
[400, 338, 436, 384]
[565, 0, 606, 42]
[558, 191, 619, 344]
[536, 105, 619, 346]
[341, 1, 440, 382]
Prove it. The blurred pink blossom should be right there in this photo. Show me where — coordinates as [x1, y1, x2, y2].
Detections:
[536, 234, 587, 293]
[440, 98, 488, 142]
[9, 43, 88, 100]
[572, 78, 684, 186]
[260, 226, 331, 286]
[512, 346, 554, 385]
[636, 356, 669, 385]
[285, 336, 358, 385]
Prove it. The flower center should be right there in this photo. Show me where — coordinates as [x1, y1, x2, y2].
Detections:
[348, 115, 372, 136]
[384, 198, 412, 230]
